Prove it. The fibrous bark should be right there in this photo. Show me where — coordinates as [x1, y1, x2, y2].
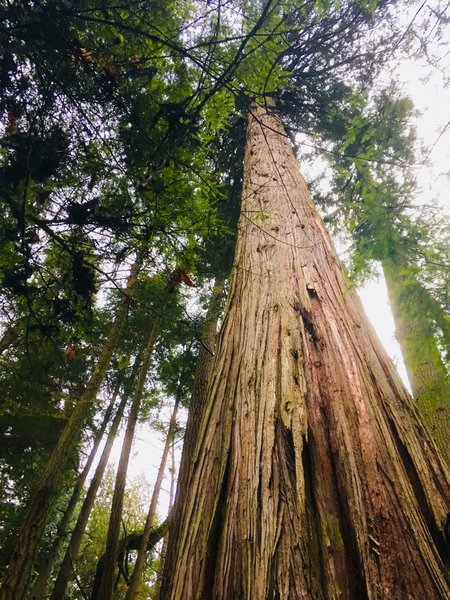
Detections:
[159, 280, 224, 596]
[175, 280, 224, 499]
[160, 103, 450, 600]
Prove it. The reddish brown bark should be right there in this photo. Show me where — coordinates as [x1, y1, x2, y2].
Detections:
[160, 104, 450, 600]
[159, 280, 224, 595]
[175, 279, 224, 498]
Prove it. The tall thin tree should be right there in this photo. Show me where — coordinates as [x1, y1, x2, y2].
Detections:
[95, 271, 182, 600]
[28, 376, 123, 600]
[323, 91, 450, 464]
[49, 355, 141, 600]
[382, 247, 450, 464]
[125, 386, 181, 599]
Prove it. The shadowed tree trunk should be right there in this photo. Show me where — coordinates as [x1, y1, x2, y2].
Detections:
[0, 324, 19, 355]
[28, 378, 123, 600]
[90, 521, 169, 600]
[160, 103, 450, 600]
[155, 432, 177, 591]
[95, 273, 180, 600]
[49, 355, 141, 600]
[154, 285, 225, 597]
[125, 391, 181, 599]
[382, 254, 450, 466]
[0, 258, 142, 600]
[176, 279, 225, 499]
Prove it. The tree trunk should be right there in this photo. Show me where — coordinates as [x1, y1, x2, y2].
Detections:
[49, 356, 140, 600]
[0, 324, 19, 355]
[159, 279, 224, 596]
[95, 277, 176, 600]
[91, 521, 169, 600]
[169, 434, 176, 509]
[125, 395, 180, 599]
[383, 256, 450, 466]
[154, 435, 177, 595]
[176, 279, 225, 500]
[160, 103, 450, 600]
[28, 378, 122, 600]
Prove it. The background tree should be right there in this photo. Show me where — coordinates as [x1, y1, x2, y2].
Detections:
[0, 0, 226, 592]
[313, 88, 450, 463]
[48, 356, 142, 600]
[71, 467, 154, 600]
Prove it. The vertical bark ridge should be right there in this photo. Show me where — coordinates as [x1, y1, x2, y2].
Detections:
[161, 104, 450, 600]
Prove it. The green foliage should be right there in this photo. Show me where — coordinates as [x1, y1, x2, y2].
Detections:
[316, 87, 416, 278]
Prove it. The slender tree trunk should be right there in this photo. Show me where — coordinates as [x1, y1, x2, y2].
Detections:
[0, 258, 141, 600]
[160, 103, 450, 600]
[169, 435, 176, 509]
[155, 434, 177, 591]
[382, 256, 450, 466]
[28, 378, 122, 600]
[125, 395, 180, 599]
[153, 376, 183, 598]
[159, 279, 224, 596]
[176, 279, 225, 496]
[92, 521, 169, 598]
[95, 277, 176, 600]
[49, 355, 141, 600]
